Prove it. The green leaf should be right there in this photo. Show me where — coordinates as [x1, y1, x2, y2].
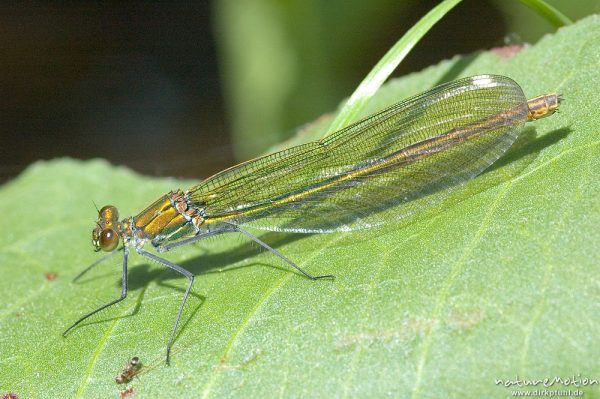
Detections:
[1, 15, 599, 399]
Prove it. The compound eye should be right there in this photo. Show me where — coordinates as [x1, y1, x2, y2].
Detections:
[99, 205, 119, 222]
[99, 228, 119, 252]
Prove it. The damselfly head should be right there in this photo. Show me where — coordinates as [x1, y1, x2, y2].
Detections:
[92, 205, 121, 252]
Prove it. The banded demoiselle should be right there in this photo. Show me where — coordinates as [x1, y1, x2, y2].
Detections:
[63, 74, 561, 363]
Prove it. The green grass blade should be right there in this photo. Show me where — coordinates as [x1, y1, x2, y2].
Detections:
[517, 0, 573, 27]
[325, 0, 463, 135]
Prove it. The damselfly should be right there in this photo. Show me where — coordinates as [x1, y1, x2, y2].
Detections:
[63, 75, 561, 363]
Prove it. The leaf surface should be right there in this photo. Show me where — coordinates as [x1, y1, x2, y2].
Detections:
[1, 16, 599, 398]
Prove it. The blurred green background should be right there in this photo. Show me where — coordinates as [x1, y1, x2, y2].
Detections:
[2, 0, 598, 183]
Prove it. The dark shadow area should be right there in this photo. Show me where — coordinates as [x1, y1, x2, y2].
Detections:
[66, 230, 317, 341]
[67, 283, 150, 330]
[485, 126, 572, 174]
[124, 230, 320, 292]
[67, 265, 206, 332]
[2, 1, 513, 183]
[70, 228, 320, 297]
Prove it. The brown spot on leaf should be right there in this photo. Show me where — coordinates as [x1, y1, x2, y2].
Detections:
[44, 272, 58, 281]
[119, 387, 134, 399]
[490, 44, 528, 59]
[447, 309, 485, 330]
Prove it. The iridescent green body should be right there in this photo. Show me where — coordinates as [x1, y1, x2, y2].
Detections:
[69, 74, 561, 364]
